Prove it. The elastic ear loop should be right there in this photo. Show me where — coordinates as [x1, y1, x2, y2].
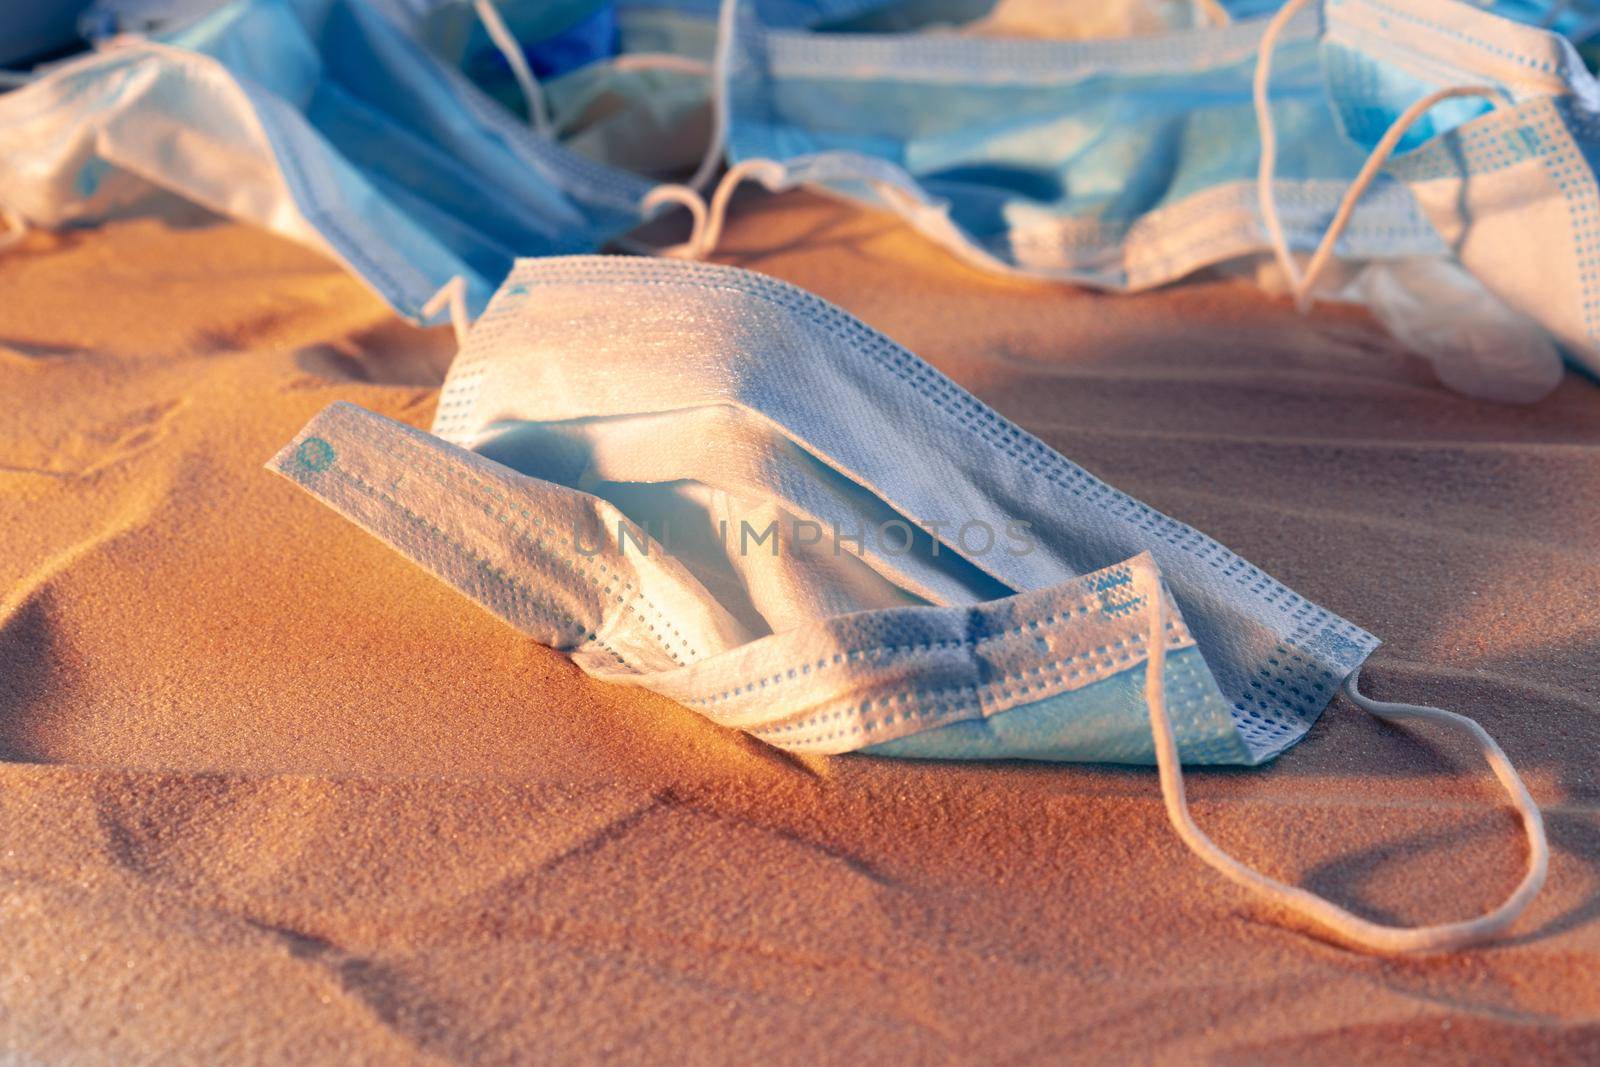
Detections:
[1135, 557, 1548, 954]
[629, 0, 786, 259]
[422, 275, 471, 347]
[1253, 0, 1499, 312]
[639, 158, 786, 259]
[473, 0, 553, 136]
[683, 0, 742, 195]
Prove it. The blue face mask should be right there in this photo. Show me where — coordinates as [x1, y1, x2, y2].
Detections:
[702, 3, 1448, 290]
[0, 0, 653, 320]
[362, 0, 620, 120]
[1221, 0, 1600, 37]
[272, 255, 1545, 955]
[657, 0, 1600, 380]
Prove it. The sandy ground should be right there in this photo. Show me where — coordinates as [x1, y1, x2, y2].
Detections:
[1, 192, 1598, 1065]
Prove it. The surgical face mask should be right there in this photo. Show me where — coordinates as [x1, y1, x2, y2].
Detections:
[365, 0, 619, 123]
[657, 0, 1600, 385]
[0, 0, 652, 321]
[521, 0, 913, 175]
[696, 3, 1450, 293]
[1209, 0, 1600, 41]
[558, 0, 1228, 178]
[1274, 0, 1600, 380]
[1220, 253, 1565, 402]
[272, 255, 1544, 954]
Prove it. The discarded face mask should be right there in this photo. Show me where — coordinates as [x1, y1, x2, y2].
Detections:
[1222, 252, 1565, 403]
[0, 0, 652, 320]
[1341, 259, 1563, 403]
[1276, 0, 1600, 380]
[675, 0, 1448, 289]
[356, 0, 620, 131]
[665, 0, 1600, 380]
[272, 256, 1545, 954]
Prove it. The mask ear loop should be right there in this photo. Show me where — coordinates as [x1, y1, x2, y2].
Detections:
[683, 0, 741, 195]
[626, 0, 749, 257]
[1253, 0, 1498, 313]
[472, 0, 553, 136]
[630, 0, 794, 260]
[1134, 556, 1548, 954]
[639, 158, 786, 259]
[422, 275, 472, 347]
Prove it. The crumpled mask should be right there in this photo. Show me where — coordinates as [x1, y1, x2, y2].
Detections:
[279, 255, 1378, 764]
[0, 0, 653, 320]
[271, 255, 1545, 955]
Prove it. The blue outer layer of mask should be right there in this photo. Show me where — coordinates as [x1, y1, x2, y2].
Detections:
[616, 0, 906, 30]
[0, 0, 652, 320]
[720, 4, 1455, 290]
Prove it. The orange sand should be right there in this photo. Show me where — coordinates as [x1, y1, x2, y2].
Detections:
[2, 193, 1598, 1064]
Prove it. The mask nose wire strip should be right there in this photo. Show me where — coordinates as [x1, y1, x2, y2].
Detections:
[1136, 557, 1548, 954]
[422, 275, 471, 346]
[0, 206, 29, 252]
[473, 0, 553, 136]
[1252, 0, 1497, 313]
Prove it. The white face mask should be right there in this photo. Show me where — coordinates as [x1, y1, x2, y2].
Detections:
[1309, 0, 1600, 381]
[272, 255, 1545, 954]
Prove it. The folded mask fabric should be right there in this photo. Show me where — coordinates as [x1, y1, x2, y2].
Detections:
[274, 255, 1381, 765]
[698, 0, 1600, 376]
[1339, 258, 1564, 402]
[80, 0, 232, 37]
[549, 0, 1223, 179]
[0, 0, 653, 320]
[361, 0, 621, 122]
[1220, 0, 1600, 38]
[269, 256, 1547, 954]
[1301, 0, 1600, 378]
[713, 1, 1452, 292]
[1219, 252, 1565, 402]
